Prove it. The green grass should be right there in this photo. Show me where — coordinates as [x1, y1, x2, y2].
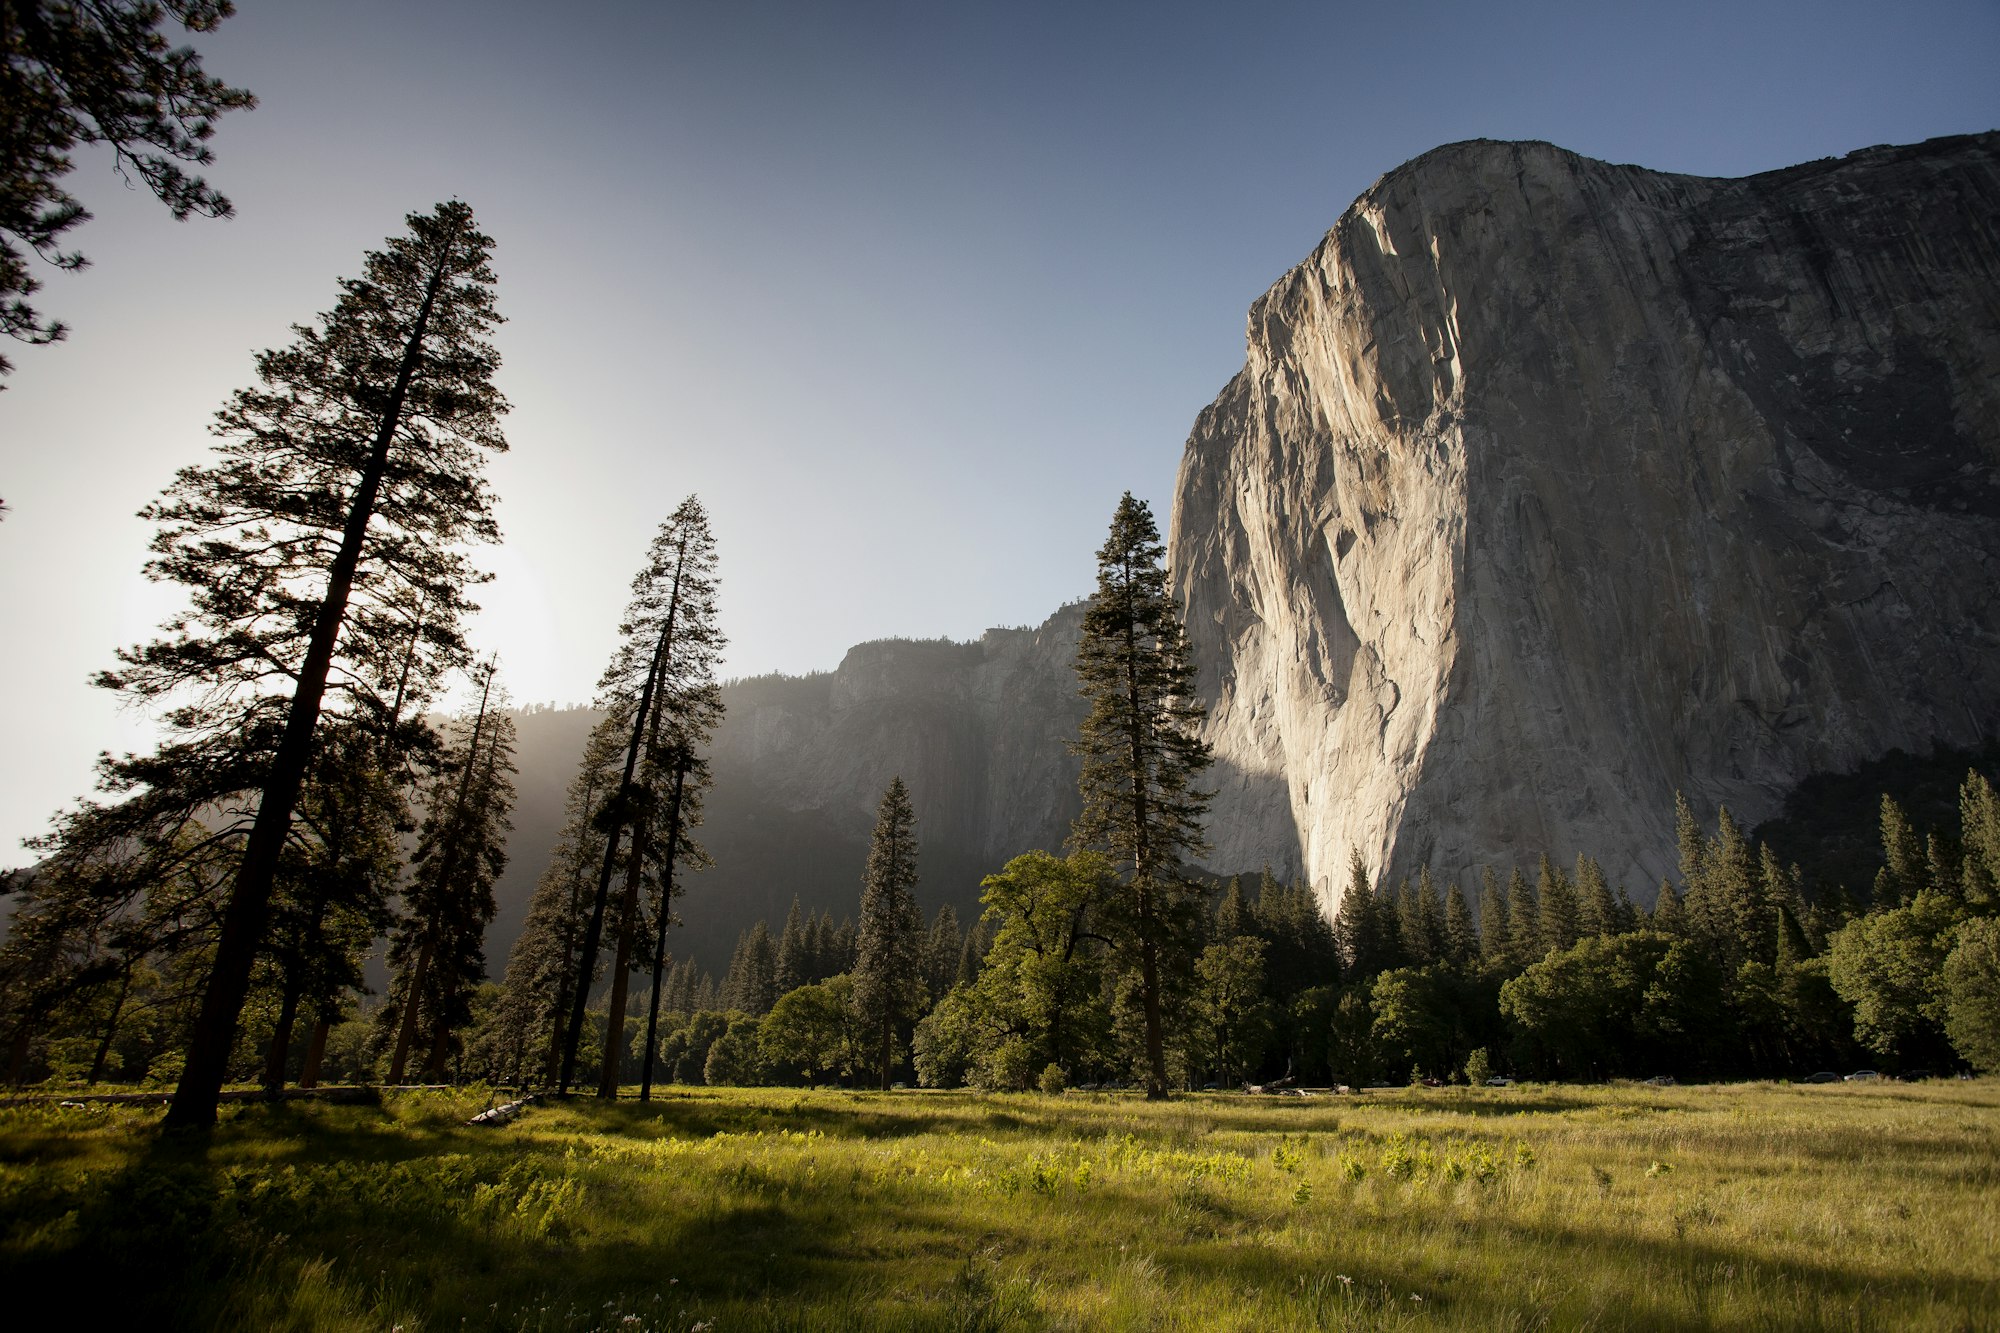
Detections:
[1, 1080, 1996, 1331]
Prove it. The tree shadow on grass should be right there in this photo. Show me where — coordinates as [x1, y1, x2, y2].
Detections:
[0, 1103, 902, 1329]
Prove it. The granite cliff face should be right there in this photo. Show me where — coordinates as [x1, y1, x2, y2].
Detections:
[1170, 133, 2000, 910]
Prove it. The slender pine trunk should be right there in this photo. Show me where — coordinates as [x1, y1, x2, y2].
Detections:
[558, 633, 665, 1093]
[422, 1007, 453, 1082]
[165, 237, 456, 1132]
[263, 973, 302, 1095]
[559, 540, 687, 1093]
[6, 1024, 30, 1086]
[639, 762, 690, 1102]
[1118, 568, 1169, 1101]
[386, 935, 432, 1079]
[87, 965, 134, 1087]
[596, 876, 641, 1099]
[299, 1014, 330, 1088]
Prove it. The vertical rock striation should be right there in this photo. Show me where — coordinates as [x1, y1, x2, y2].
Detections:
[1170, 134, 2000, 909]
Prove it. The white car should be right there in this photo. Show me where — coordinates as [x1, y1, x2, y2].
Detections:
[1843, 1070, 1881, 1082]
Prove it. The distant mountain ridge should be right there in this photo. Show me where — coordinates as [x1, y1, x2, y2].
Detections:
[490, 605, 1090, 973]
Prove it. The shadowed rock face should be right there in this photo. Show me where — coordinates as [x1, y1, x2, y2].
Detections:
[485, 607, 1097, 972]
[1169, 133, 2000, 911]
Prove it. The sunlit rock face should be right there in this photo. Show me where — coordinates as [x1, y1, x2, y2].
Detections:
[1169, 133, 2000, 912]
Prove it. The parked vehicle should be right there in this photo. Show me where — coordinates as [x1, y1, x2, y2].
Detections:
[1642, 1075, 1677, 1087]
[1803, 1071, 1842, 1083]
[1484, 1077, 1514, 1087]
[1844, 1070, 1881, 1082]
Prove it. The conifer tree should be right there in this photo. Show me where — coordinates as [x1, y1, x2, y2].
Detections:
[635, 708, 722, 1100]
[833, 917, 859, 974]
[1708, 808, 1763, 970]
[1961, 772, 2000, 909]
[558, 497, 723, 1096]
[806, 911, 832, 982]
[1538, 855, 1580, 956]
[260, 725, 402, 1090]
[131, 201, 508, 1129]
[855, 777, 923, 1089]
[496, 713, 623, 1084]
[723, 922, 777, 1015]
[1443, 880, 1478, 966]
[1214, 877, 1252, 940]
[1477, 868, 1511, 967]
[1506, 869, 1541, 967]
[1651, 879, 1686, 936]
[1415, 868, 1448, 962]
[1334, 853, 1386, 978]
[922, 905, 963, 1002]
[1, 0, 255, 379]
[1575, 856, 1616, 938]
[383, 665, 517, 1082]
[1070, 493, 1212, 1099]
[1878, 795, 1928, 906]
[775, 897, 811, 995]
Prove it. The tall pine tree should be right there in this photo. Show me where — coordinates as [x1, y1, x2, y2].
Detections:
[383, 664, 517, 1082]
[1070, 493, 1212, 1099]
[121, 201, 509, 1129]
[854, 777, 923, 1090]
[559, 497, 723, 1095]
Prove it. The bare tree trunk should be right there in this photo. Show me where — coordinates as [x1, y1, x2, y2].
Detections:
[559, 628, 668, 1093]
[596, 868, 643, 1099]
[638, 763, 690, 1102]
[88, 965, 134, 1087]
[423, 1012, 453, 1082]
[299, 1014, 331, 1088]
[560, 540, 688, 1093]
[165, 239, 456, 1132]
[263, 974, 303, 1095]
[6, 1023, 31, 1086]
[386, 937, 433, 1084]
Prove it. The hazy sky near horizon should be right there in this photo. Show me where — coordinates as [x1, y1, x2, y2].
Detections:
[3, 0, 1997, 857]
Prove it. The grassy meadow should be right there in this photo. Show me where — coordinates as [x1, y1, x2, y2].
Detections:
[0, 1080, 1995, 1331]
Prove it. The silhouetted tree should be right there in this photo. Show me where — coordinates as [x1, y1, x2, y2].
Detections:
[109, 201, 508, 1129]
[1, 0, 254, 378]
[558, 497, 723, 1096]
[383, 666, 516, 1082]
[260, 725, 401, 1091]
[496, 713, 623, 1084]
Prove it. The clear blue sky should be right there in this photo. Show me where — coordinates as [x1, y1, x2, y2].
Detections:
[3, 0, 1996, 856]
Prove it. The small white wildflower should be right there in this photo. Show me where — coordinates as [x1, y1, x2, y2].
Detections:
[1337, 1274, 1352, 1286]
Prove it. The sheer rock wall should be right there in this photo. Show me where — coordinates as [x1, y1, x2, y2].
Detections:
[1169, 134, 2000, 910]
